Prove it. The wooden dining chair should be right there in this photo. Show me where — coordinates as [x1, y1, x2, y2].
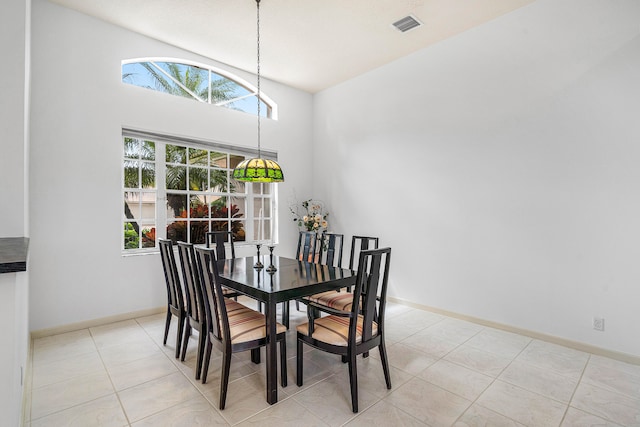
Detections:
[177, 242, 207, 379]
[317, 231, 345, 267]
[296, 231, 320, 263]
[304, 235, 379, 313]
[158, 238, 187, 359]
[291, 231, 321, 314]
[296, 247, 392, 413]
[297, 232, 344, 310]
[195, 246, 288, 410]
[206, 231, 236, 259]
[205, 231, 241, 300]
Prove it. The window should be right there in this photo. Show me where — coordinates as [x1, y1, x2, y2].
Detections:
[123, 131, 277, 252]
[124, 138, 156, 249]
[122, 58, 277, 119]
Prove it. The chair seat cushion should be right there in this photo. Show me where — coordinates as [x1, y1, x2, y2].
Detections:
[296, 315, 378, 347]
[303, 290, 357, 311]
[226, 303, 286, 344]
[224, 299, 249, 315]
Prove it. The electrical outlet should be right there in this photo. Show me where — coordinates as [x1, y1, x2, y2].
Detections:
[593, 317, 605, 332]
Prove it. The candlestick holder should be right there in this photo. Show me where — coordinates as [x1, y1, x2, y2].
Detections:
[266, 245, 277, 273]
[254, 244, 264, 269]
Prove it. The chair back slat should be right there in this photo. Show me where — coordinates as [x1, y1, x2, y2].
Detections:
[195, 247, 229, 346]
[159, 239, 184, 311]
[206, 231, 236, 260]
[296, 231, 318, 263]
[349, 247, 391, 345]
[177, 242, 205, 325]
[318, 232, 344, 267]
[349, 236, 379, 271]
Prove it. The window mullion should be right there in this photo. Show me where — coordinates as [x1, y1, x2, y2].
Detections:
[247, 185, 254, 243]
[149, 61, 205, 103]
[208, 69, 212, 104]
[156, 143, 167, 240]
[124, 134, 269, 252]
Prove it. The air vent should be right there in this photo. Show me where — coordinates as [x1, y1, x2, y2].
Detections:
[392, 15, 422, 33]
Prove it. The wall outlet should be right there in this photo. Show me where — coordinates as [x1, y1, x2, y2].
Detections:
[593, 317, 605, 332]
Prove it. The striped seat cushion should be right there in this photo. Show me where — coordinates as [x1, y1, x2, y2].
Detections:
[224, 298, 249, 315]
[296, 315, 377, 346]
[224, 302, 286, 344]
[303, 290, 359, 312]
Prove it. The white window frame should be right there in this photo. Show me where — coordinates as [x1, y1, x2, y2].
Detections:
[122, 129, 279, 254]
[122, 57, 278, 120]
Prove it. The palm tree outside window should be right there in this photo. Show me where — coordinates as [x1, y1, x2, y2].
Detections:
[122, 59, 274, 118]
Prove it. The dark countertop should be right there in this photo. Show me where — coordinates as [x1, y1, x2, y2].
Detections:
[0, 237, 29, 274]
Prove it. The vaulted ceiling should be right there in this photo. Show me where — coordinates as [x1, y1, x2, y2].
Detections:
[49, 0, 536, 93]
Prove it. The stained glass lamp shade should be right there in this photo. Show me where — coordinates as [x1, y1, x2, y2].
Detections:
[232, 0, 284, 184]
[232, 157, 284, 182]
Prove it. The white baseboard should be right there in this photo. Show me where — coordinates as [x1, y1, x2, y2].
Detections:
[29, 299, 640, 366]
[30, 307, 165, 339]
[21, 338, 31, 427]
[387, 296, 640, 366]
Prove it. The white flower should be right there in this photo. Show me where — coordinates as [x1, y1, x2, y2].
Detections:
[321, 220, 328, 228]
[303, 215, 309, 222]
[315, 214, 322, 221]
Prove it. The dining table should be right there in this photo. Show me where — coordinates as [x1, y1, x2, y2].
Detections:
[216, 254, 356, 405]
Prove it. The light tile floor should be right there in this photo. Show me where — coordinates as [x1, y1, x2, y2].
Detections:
[25, 298, 640, 426]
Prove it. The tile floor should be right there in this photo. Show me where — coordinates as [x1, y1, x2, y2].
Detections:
[25, 298, 640, 426]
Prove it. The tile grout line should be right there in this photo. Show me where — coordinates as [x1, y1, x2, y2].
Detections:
[561, 353, 635, 427]
[456, 336, 537, 427]
[88, 324, 134, 427]
[557, 352, 591, 427]
[134, 316, 234, 426]
[29, 328, 126, 424]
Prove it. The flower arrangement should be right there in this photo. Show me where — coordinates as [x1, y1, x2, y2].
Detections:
[290, 199, 329, 232]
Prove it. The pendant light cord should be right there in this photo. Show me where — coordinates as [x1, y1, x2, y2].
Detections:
[256, 0, 262, 158]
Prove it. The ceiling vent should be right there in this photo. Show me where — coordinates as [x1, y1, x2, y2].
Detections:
[392, 15, 422, 33]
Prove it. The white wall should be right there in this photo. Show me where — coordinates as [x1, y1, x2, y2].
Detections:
[29, 0, 313, 331]
[313, 0, 640, 357]
[0, 0, 30, 424]
[0, 0, 28, 237]
[0, 273, 29, 427]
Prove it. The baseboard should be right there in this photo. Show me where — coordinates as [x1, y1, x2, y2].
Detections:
[21, 337, 32, 427]
[387, 296, 640, 366]
[30, 307, 165, 339]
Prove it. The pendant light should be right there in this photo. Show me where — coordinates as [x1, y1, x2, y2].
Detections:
[232, 0, 284, 183]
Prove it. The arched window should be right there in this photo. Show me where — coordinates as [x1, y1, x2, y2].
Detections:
[122, 58, 277, 119]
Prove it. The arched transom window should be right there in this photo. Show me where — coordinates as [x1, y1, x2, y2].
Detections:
[122, 58, 276, 119]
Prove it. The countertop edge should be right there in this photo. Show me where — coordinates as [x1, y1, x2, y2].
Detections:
[0, 237, 29, 274]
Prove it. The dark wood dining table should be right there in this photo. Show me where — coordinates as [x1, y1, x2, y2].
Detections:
[216, 254, 356, 405]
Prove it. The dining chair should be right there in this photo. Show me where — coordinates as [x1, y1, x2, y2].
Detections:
[296, 231, 320, 263]
[283, 231, 321, 323]
[205, 231, 241, 300]
[297, 232, 344, 310]
[195, 246, 288, 409]
[292, 230, 322, 311]
[317, 231, 345, 267]
[296, 247, 392, 413]
[304, 235, 379, 313]
[206, 231, 236, 259]
[177, 242, 207, 380]
[158, 238, 187, 359]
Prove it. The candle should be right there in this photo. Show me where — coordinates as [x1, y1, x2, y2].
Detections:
[258, 208, 264, 241]
[270, 213, 274, 246]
